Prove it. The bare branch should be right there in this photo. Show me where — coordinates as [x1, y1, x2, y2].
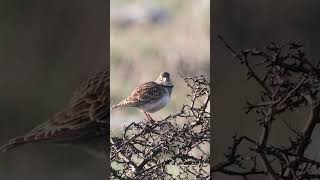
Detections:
[111, 75, 210, 179]
[215, 36, 320, 179]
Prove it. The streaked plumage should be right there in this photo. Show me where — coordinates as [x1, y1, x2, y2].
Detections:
[0, 69, 109, 158]
[112, 72, 173, 120]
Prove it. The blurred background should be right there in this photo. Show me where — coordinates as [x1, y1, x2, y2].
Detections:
[110, 0, 210, 130]
[213, 0, 320, 179]
[0, 1, 107, 180]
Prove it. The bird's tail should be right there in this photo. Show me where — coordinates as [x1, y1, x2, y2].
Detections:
[0, 136, 36, 152]
[111, 104, 122, 110]
[0, 127, 64, 152]
[111, 100, 131, 110]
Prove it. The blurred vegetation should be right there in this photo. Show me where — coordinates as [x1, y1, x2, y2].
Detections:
[0, 1, 107, 180]
[214, 0, 320, 179]
[110, 0, 210, 128]
[214, 39, 320, 179]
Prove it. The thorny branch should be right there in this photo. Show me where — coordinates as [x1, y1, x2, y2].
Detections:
[214, 35, 320, 179]
[111, 75, 210, 179]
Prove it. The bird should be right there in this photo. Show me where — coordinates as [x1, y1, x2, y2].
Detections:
[112, 72, 173, 121]
[0, 69, 109, 158]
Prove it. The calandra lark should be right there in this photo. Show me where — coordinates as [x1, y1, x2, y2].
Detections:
[112, 72, 173, 121]
[0, 69, 108, 158]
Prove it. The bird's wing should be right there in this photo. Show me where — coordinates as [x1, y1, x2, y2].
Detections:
[56, 69, 109, 125]
[70, 69, 109, 104]
[122, 81, 164, 107]
[30, 69, 109, 136]
[0, 69, 109, 152]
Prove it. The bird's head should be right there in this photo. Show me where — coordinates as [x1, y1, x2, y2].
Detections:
[156, 72, 173, 87]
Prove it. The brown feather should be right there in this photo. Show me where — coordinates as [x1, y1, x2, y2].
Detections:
[0, 69, 109, 152]
[112, 81, 165, 109]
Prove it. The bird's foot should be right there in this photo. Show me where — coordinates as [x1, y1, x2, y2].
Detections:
[144, 112, 156, 123]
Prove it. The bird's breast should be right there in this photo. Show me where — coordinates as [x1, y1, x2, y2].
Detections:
[141, 94, 170, 113]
